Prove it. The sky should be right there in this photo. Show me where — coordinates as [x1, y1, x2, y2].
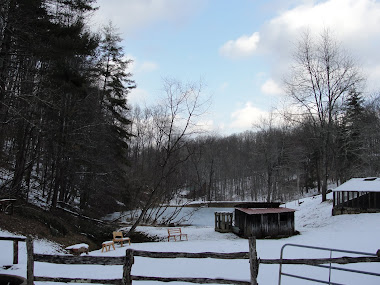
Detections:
[92, 0, 380, 135]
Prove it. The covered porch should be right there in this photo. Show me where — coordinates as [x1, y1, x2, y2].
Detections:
[332, 177, 380, 215]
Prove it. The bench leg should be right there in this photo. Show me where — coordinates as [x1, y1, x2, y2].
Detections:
[102, 243, 113, 252]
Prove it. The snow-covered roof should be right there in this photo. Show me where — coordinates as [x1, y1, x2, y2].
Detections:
[332, 177, 380, 192]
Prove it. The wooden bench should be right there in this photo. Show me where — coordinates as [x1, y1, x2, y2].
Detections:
[65, 243, 89, 256]
[167, 228, 188, 242]
[101, 240, 115, 252]
[113, 231, 131, 247]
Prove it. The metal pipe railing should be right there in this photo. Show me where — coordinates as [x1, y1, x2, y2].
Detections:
[278, 243, 378, 285]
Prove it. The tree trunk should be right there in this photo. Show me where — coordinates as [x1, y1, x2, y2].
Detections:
[11, 124, 29, 196]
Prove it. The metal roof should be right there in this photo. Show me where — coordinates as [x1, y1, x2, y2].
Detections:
[332, 177, 380, 192]
[236, 207, 296, 215]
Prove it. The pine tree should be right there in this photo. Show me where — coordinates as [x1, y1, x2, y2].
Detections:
[336, 90, 365, 182]
[82, 22, 136, 210]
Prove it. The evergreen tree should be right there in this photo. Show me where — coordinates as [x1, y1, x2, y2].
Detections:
[336, 90, 366, 182]
[84, 22, 136, 210]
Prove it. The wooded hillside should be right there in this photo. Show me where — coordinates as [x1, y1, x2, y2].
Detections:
[1, 1, 380, 222]
[0, 0, 134, 216]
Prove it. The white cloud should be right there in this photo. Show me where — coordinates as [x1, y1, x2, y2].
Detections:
[128, 88, 150, 105]
[193, 120, 215, 133]
[263, 0, 380, 62]
[267, 0, 380, 39]
[126, 54, 158, 75]
[124, 54, 136, 73]
[138, 61, 158, 73]
[229, 102, 269, 130]
[261, 0, 380, 91]
[219, 32, 260, 59]
[364, 64, 380, 94]
[93, 0, 204, 36]
[220, 0, 380, 87]
[219, 82, 229, 92]
[261, 79, 284, 95]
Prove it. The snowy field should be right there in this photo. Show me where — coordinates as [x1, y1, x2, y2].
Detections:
[1, 192, 380, 284]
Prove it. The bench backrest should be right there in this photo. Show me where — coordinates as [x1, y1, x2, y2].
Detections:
[167, 228, 182, 235]
[113, 231, 124, 240]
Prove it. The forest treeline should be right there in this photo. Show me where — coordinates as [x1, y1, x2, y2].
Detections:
[1, 1, 380, 222]
[128, 91, 380, 213]
[124, 30, 380, 228]
[0, 0, 135, 215]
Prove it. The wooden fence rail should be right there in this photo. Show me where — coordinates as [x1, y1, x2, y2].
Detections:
[124, 242, 257, 285]
[33, 254, 124, 265]
[0, 236, 26, 264]
[26, 238, 124, 285]
[132, 250, 250, 259]
[25, 237, 258, 285]
[25, 237, 380, 285]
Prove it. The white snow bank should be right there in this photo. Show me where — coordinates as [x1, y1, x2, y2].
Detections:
[65, 243, 89, 250]
[1, 192, 379, 284]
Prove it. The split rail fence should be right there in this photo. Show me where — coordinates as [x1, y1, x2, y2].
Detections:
[24, 237, 380, 285]
[0, 236, 26, 265]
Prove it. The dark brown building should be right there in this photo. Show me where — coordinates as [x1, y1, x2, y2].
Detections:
[234, 207, 296, 239]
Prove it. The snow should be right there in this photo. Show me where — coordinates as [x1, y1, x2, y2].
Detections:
[333, 177, 380, 192]
[1, 192, 380, 284]
[65, 244, 89, 250]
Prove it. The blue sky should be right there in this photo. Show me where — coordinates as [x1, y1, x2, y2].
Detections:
[93, 0, 380, 135]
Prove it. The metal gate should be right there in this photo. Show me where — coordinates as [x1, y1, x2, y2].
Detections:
[278, 243, 380, 284]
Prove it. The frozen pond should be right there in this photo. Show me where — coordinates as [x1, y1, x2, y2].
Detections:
[179, 207, 234, 226]
[103, 207, 235, 227]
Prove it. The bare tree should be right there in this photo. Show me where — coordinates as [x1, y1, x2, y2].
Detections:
[127, 78, 209, 233]
[284, 29, 364, 201]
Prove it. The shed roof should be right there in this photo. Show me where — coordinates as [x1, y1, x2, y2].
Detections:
[236, 207, 296, 215]
[333, 177, 380, 192]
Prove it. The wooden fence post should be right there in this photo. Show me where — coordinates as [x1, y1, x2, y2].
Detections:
[13, 240, 18, 264]
[26, 237, 34, 285]
[249, 237, 259, 285]
[123, 248, 134, 285]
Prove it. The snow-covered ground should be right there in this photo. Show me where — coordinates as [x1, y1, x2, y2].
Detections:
[1, 192, 380, 284]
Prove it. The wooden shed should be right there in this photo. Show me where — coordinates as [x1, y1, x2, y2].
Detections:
[234, 207, 295, 239]
[332, 177, 380, 216]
